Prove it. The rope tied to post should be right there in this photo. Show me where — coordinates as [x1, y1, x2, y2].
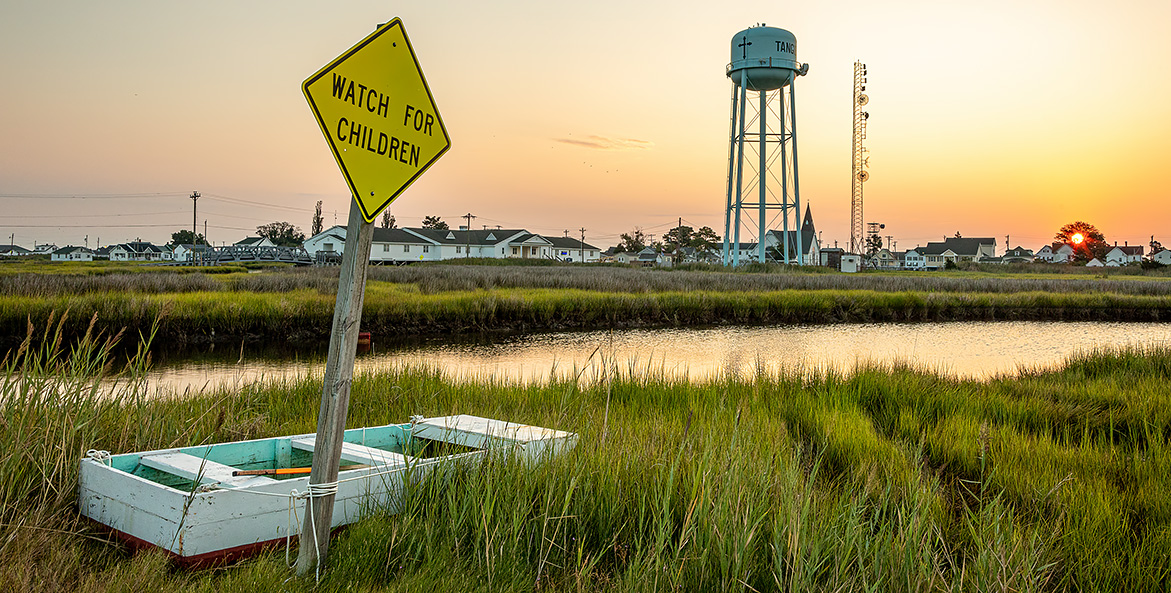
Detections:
[287, 480, 340, 583]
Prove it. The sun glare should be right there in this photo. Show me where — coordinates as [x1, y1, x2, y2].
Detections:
[1071, 233, 1085, 245]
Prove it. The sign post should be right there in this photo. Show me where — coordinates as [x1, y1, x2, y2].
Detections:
[297, 18, 449, 576]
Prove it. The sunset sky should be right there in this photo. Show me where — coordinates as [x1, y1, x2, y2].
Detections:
[1, 0, 1168, 252]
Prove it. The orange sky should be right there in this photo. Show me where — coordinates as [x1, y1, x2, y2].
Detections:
[1, 0, 1168, 252]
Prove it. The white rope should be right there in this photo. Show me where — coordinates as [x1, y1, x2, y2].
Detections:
[86, 449, 112, 466]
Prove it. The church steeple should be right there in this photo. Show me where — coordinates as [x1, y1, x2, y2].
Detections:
[802, 205, 814, 231]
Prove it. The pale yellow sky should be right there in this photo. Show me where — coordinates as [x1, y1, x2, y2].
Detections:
[1, 0, 1168, 251]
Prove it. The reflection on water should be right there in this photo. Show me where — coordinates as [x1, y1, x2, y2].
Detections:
[142, 321, 1170, 396]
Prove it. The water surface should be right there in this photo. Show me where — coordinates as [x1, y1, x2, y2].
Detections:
[140, 321, 1171, 395]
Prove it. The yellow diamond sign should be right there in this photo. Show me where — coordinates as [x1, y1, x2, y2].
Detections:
[303, 18, 450, 223]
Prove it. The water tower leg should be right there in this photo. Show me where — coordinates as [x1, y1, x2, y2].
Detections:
[779, 87, 790, 265]
[790, 79, 803, 266]
[732, 71, 748, 267]
[758, 89, 767, 265]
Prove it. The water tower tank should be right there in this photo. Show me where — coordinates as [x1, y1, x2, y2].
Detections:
[727, 25, 800, 91]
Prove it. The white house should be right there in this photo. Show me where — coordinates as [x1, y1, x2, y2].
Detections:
[1037, 243, 1074, 264]
[1151, 249, 1171, 265]
[919, 237, 997, 270]
[762, 206, 821, 266]
[1105, 245, 1143, 266]
[0, 244, 32, 256]
[109, 241, 166, 262]
[33, 243, 58, 255]
[903, 248, 926, 270]
[51, 246, 94, 262]
[543, 236, 601, 263]
[172, 244, 211, 263]
[304, 226, 558, 263]
[235, 236, 277, 248]
[1086, 258, 1105, 267]
[1035, 245, 1055, 262]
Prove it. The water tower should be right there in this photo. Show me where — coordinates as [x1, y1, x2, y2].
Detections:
[722, 24, 809, 266]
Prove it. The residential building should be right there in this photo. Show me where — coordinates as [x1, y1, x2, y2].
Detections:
[1150, 249, 1171, 265]
[33, 243, 58, 255]
[903, 248, 926, 270]
[1001, 246, 1034, 263]
[235, 236, 277, 248]
[51, 246, 94, 262]
[1086, 258, 1105, 267]
[172, 244, 212, 263]
[868, 248, 899, 270]
[919, 237, 997, 270]
[0, 244, 32, 256]
[1035, 244, 1055, 262]
[303, 226, 558, 263]
[1105, 244, 1143, 266]
[1053, 244, 1075, 263]
[542, 236, 600, 263]
[109, 241, 166, 262]
[762, 206, 821, 265]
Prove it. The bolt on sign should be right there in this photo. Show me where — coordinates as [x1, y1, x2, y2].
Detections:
[303, 18, 450, 223]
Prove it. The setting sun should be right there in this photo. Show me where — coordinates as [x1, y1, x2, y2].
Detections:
[1071, 233, 1085, 245]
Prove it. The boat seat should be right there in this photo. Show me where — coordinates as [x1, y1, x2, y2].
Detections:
[139, 452, 277, 489]
[290, 436, 410, 468]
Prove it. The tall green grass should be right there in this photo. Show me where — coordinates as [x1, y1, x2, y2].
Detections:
[2, 321, 1170, 591]
[3, 284, 1170, 349]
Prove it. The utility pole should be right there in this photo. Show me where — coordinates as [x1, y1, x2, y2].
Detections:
[579, 227, 586, 263]
[205, 220, 209, 246]
[190, 191, 200, 243]
[462, 212, 476, 257]
[84, 235, 88, 249]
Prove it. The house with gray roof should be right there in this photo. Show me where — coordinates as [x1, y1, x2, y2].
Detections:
[542, 236, 600, 263]
[303, 225, 558, 263]
[918, 237, 997, 270]
[109, 241, 167, 262]
[1105, 244, 1143, 266]
[51, 246, 94, 262]
[762, 206, 820, 265]
[0, 244, 32, 256]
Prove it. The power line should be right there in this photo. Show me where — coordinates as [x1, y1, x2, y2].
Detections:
[0, 192, 187, 199]
[0, 210, 188, 219]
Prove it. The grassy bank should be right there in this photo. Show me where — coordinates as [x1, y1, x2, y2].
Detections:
[2, 276, 1171, 347]
[2, 322, 1170, 591]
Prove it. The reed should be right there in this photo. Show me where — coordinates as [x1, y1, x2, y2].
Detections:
[3, 284, 1171, 349]
[2, 320, 1170, 591]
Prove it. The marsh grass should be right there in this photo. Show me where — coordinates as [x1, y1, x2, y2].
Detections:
[2, 318, 1170, 591]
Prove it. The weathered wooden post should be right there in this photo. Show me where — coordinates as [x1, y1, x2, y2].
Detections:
[297, 18, 449, 576]
[295, 200, 374, 574]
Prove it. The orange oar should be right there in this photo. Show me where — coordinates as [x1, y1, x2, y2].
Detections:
[232, 464, 366, 476]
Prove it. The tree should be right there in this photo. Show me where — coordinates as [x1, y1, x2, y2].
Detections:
[256, 221, 306, 247]
[1055, 221, 1107, 262]
[421, 215, 448, 230]
[616, 228, 647, 253]
[381, 211, 397, 229]
[170, 229, 206, 246]
[311, 201, 324, 236]
[865, 233, 884, 257]
[663, 225, 694, 252]
[692, 226, 721, 255]
[1151, 236, 1163, 256]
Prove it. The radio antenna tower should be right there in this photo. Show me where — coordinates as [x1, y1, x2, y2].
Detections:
[849, 61, 869, 255]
